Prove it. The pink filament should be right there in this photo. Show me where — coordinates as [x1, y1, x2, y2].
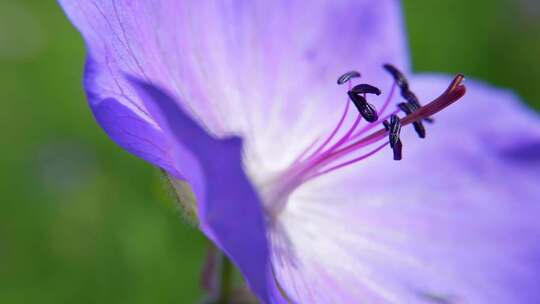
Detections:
[267, 74, 466, 210]
[304, 81, 354, 161]
[288, 80, 396, 181]
[378, 82, 397, 118]
[323, 113, 362, 155]
[290, 74, 466, 188]
[306, 141, 389, 181]
[289, 136, 322, 165]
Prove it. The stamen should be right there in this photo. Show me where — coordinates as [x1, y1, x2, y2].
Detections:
[337, 70, 361, 85]
[392, 139, 403, 161]
[327, 74, 466, 164]
[306, 142, 389, 180]
[349, 84, 398, 140]
[266, 73, 466, 212]
[387, 115, 402, 149]
[384, 63, 434, 124]
[402, 87, 434, 123]
[304, 78, 356, 162]
[402, 90, 421, 109]
[378, 82, 397, 117]
[306, 96, 351, 160]
[398, 102, 426, 138]
[383, 115, 403, 160]
[347, 92, 379, 122]
[384, 115, 403, 160]
[351, 84, 382, 96]
[383, 64, 409, 91]
[322, 113, 363, 156]
[413, 121, 426, 138]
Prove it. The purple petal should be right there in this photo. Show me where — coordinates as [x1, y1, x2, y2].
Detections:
[58, 0, 410, 175]
[271, 76, 540, 303]
[125, 76, 286, 304]
[91, 96, 181, 178]
[84, 54, 184, 178]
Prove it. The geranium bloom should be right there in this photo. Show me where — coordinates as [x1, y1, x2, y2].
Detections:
[59, 1, 540, 303]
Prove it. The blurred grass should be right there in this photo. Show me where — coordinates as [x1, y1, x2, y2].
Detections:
[403, 0, 540, 109]
[0, 1, 206, 303]
[0, 0, 538, 303]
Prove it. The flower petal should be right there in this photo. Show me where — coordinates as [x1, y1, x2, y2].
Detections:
[59, 0, 410, 175]
[86, 57, 182, 178]
[125, 76, 286, 304]
[271, 76, 540, 303]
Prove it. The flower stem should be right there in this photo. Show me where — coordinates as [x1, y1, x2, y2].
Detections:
[201, 245, 235, 304]
[216, 252, 233, 304]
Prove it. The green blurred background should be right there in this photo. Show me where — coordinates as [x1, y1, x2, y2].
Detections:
[0, 0, 539, 303]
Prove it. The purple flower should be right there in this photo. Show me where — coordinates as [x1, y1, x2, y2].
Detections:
[59, 1, 540, 303]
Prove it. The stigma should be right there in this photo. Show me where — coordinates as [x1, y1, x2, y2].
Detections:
[264, 65, 466, 213]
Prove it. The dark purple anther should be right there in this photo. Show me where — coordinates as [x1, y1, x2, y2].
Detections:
[337, 70, 361, 85]
[383, 64, 409, 91]
[351, 84, 382, 96]
[402, 89, 434, 123]
[401, 90, 421, 109]
[359, 102, 379, 123]
[412, 121, 426, 138]
[388, 114, 401, 148]
[383, 120, 390, 131]
[398, 102, 413, 115]
[384, 64, 432, 123]
[398, 102, 426, 138]
[348, 91, 379, 122]
[393, 139, 403, 161]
